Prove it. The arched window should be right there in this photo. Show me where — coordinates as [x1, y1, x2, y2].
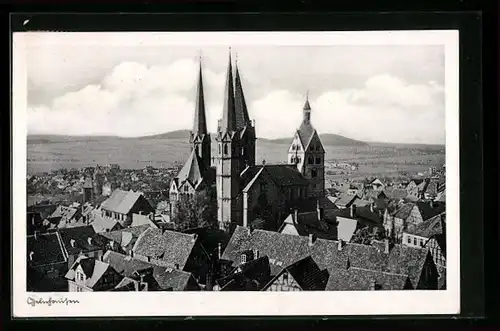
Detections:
[308, 156, 314, 164]
[223, 144, 228, 155]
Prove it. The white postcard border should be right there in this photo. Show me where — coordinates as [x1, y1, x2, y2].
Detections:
[12, 30, 460, 317]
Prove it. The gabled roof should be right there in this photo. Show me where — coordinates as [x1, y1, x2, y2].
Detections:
[101, 189, 146, 214]
[280, 256, 329, 290]
[223, 226, 431, 288]
[102, 250, 155, 278]
[152, 266, 198, 291]
[217, 256, 272, 291]
[131, 213, 159, 229]
[242, 165, 309, 192]
[405, 213, 445, 238]
[27, 232, 67, 267]
[65, 256, 118, 289]
[132, 228, 198, 269]
[326, 267, 411, 291]
[334, 193, 358, 208]
[27, 204, 58, 220]
[58, 225, 106, 256]
[279, 211, 338, 241]
[99, 225, 151, 248]
[91, 212, 122, 233]
[49, 205, 78, 222]
[175, 149, 205, 189]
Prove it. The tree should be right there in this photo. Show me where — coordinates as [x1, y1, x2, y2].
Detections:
[173, 187, 217, 231]
[351, 226, 386, 245]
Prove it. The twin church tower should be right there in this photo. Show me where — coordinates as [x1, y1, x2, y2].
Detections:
[170, 50, 325, 231]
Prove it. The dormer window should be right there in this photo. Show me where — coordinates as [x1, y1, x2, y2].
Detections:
[240, 253, 247, 264]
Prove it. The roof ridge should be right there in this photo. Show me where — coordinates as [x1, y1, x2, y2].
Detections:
[349, 266, 409, 278]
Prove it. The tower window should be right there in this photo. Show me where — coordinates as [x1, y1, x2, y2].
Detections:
[308, 156, 314, 164]
[316, 157, 321, 164]
[311, 169, 318, 178]
[223, 144, 228, 155]
[218, 144, 221, 154]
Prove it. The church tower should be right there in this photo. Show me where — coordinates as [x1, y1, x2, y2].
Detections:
[216, 50, 243, 230]
[288, 93, 325, 197]
[189, 57, 211, 170]
[234, 57, 256, 170]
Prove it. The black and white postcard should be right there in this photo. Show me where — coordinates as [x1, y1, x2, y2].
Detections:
[12, 30, 460, 317]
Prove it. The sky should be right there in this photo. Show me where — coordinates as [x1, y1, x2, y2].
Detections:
[25, 32, 447, 144]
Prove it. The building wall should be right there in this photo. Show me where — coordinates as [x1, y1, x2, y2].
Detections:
[301, 134, 325, 198]
[68, 280, 93, 292]
[426, 237, 446, 270]
[402, 233, 427, 248]
[266, 271, 302, 291]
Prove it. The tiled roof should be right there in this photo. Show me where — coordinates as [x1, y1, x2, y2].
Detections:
[392, 203, 415, 220]
[113, 277, 140, 291]
[326, 267, 411, 291]
[58, 225, 106, 256]
[292, 196, 338, 213]
[297, 123, 315, 150]
[416, 201, 445, 221]
[102, 250, 154, 278]
[219, 51, 236, 132]
[334, 193, 358, 208]
[27, 232, 66, 267]
[27, 204, 57, 220]
[223, 226, 430, 288]
[132, 228, 197, 269]
[182, 227, 231, 259]
[284, 256, 329, 290]
[384, 188, 408, 200]
[334, 206, 383, 228]
[405, 214, 445, 238]
[279, 212, 338, 241]
[131, 213, 158, 228]
[217, 256, 272, 291]
[242, 165, 309, 191]
[65, 256, 117, 289]
[101, 189, 145, 214]
[99, 225, 151, 252]
[49, 205, 78, 222]
[152, 266, 198, 291]
[175, 149, 205, 189]
[91, 211, 122, 233]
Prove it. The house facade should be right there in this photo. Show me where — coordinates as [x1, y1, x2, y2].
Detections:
[100, 189, 154, 227]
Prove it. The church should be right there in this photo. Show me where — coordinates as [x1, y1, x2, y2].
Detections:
[169, 50, 334, 232]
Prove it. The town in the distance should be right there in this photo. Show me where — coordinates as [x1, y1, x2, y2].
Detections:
[27, 51, 446, 292]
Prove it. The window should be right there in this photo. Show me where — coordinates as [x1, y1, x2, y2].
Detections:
[218, 144, 221, 154]
[223, 144, 228, 155]
[311, 169, 317, 178]
[316, 157, 321, 164]
[407, 236, 412, 244]
[308, 156, 314, 164]
[413, 237, 417, 246]
[184, 186, 189, 192]
[240, 254, 247, 264]
[420, 239, 424, 247]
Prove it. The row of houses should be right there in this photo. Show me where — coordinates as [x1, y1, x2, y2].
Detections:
[27, 221, 442, 292]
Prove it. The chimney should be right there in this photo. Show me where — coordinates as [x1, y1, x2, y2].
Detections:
[87, 237, 93, 246]
[429, 200, 434, 208]
[308, 233, 315, 246]
[294, 209, 299, 223]
[254, 249, 260, 259]
[217, 242, 222, 259]
[370, 203, 374, 213]
[34, 230, 38, 240]
[370, 279, 377, 291]
[31, 214, 36, 226]
[149, 212, 154, 221]
[384, 238, 390, 254]
[139, 211, 143, 215]
[129, 249, 134, 257]
[174, 263, 180, 270]
[337, 239, 344, 251]
[192, 234, 198, 243]
[350, 204, 356, 218]
[29, 251, 34, 261]
[316, 200, 321, 220]
[70, 239, 76, 248]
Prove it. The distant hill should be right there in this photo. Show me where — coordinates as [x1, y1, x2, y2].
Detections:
[28, 130, 368, 147]
[269, 133, 368, 147]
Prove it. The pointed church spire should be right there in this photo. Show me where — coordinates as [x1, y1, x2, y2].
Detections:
[193, 56, 207, 135]
[220, 48, 236, 132]
[303, 90, 311, 110]
[234, 55, 251, 129]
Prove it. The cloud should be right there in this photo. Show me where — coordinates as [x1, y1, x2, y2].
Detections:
[27, 58, 444, 144]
